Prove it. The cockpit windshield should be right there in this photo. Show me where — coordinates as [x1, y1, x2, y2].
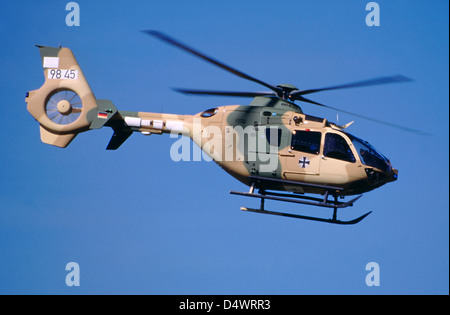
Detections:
[346, 133, 391, 173]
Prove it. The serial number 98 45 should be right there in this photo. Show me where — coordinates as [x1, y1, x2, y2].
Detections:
[47, 69, 78, 80]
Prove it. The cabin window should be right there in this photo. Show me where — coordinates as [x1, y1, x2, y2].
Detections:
[265, 127, 282, 147]
[200, 108, 218, 118]
[291, 130, 321, 155]
[324, 133, 356, 162]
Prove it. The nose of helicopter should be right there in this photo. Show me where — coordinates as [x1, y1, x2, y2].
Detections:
[391, 168, 398, 182]
[364, 166, 398, 188]
[350, 166, 398, 195]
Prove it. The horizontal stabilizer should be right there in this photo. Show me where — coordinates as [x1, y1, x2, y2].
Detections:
[89, 100, 119, 129]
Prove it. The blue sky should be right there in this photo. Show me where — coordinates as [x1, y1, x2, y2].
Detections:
[0, 0, 448, 294]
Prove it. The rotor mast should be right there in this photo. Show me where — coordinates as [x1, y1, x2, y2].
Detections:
[276, 84, 299, 100]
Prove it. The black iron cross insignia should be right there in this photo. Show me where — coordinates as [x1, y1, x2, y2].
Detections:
[299, 156, 310, 168]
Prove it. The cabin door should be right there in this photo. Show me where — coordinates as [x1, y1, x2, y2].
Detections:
[282, 128, 322, 180]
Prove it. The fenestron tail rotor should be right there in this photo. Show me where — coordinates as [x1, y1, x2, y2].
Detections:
[45, 89, 82, 125]
[26, 46, 101, 148]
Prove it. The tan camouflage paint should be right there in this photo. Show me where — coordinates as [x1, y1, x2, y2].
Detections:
[26, 46, 397, 197]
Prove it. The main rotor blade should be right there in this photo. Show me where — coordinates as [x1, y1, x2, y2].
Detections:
[291, 75, 413, 98]
[297, 96, 429, 135]
[142, 30, 282, 95]
[173, 88, 276, 98]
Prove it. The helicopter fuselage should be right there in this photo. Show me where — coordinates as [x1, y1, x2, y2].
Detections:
[111, 96, 397, 197]
[26, 44, 404, 224]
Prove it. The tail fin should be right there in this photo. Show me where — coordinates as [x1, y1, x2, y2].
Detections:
[26, 46, 117, 148]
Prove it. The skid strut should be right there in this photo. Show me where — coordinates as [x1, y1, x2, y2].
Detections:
[230, 183, 371, 225]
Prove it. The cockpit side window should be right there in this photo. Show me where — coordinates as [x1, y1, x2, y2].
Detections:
[291, 130, 321, 155]
[324, 133, 356, 162]
[348, 134, 391, 172]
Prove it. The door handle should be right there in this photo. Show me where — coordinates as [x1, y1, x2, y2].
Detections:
[280, 152, 295, 157]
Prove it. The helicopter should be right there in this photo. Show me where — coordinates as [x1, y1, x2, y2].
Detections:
[26, 31, 421, 225]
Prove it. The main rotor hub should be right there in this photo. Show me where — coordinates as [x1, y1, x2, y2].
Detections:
[276, 84, 299, 99]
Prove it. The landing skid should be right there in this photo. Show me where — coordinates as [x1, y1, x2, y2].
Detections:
[240, 207, 372, 225]
[230, 177, 371, 225]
